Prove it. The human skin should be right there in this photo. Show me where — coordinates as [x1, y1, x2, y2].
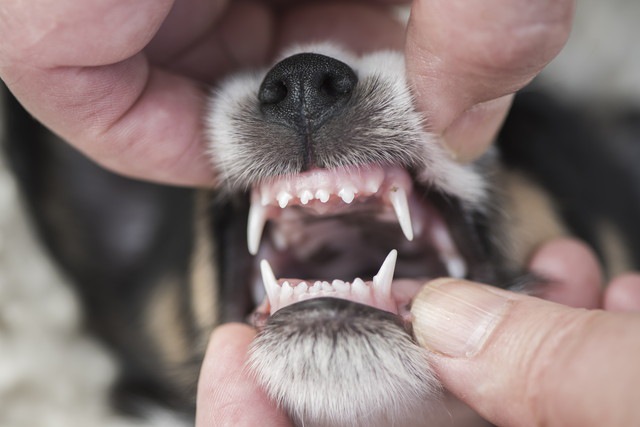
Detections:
[411, 265, 640, 426]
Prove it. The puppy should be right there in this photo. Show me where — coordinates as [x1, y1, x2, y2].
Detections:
[207, 43, 525, 427]
[3, 42, 639, 426]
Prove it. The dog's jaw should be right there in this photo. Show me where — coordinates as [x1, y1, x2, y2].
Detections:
[205, 43, 518, 426]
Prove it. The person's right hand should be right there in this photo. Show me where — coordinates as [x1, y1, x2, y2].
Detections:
[412, 239, 640, 427]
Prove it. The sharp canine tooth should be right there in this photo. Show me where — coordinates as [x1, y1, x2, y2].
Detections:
[373, 249, 397, 297]
[277, 191, 292, 208]
[339, 187, 355, 204]
[432, 219, 467, 279]
[315, 189, 330, 203]
[389, 187, 414, 241]
[248, 195, 267, 255]
[445, 257, 467, 279]
[260, 259, 280, 306]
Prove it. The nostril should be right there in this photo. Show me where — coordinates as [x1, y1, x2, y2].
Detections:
[318, 73, 355, 98]
[258, 53, 358, 131]
[259, 80, 288, 105]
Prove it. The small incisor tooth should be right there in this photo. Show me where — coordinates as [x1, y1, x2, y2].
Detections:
[300, 190, 313, 205]
[332, 279, 349, 292]
[281, 281, 294, 300]
[277, 191, 292, 208]
[338, 187, 356, 204]
[294, 282, 308, 295]
[352, 278, 369, 299]
[315, 189, 330, 203]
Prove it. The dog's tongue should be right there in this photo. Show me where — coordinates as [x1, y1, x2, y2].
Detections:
[257, 250, 426, 318]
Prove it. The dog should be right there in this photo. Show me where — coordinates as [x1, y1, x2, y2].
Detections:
[3, 41, 640, 426]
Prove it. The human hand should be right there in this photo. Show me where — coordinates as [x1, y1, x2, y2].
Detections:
[0, 0, 573, 185]
[411, 238, 640, 427]
[0, 0, 404, 186]
[406, 0, 575, 162]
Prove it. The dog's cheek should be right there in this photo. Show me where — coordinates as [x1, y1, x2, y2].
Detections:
[247, 299, 441, 427]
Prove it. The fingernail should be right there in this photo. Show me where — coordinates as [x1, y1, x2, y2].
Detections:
[411, 279, 512, 358]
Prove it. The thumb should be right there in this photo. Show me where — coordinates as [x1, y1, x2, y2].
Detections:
[411, 279, 640, 427]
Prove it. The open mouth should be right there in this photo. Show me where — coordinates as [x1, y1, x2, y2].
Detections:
[246, 164, 468, 324]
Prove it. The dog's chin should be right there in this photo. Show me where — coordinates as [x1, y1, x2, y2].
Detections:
[249, 298, 440, 427]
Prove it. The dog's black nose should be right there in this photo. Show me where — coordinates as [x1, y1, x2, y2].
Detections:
[258, 53, 358, 133]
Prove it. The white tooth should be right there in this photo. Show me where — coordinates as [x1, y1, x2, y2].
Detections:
[445, 257, 467, 279]
[373, 249, 397, 297]
[260, 259, 280, 306]
[389, 187, 414, 241]
[352, 278, 368, 299]
[431, 219, 467, 279]
[309, 282, 321, 294]
[281, 281, 294, 301]
[277, 191, 292, 208]
[314, 280, 322, 288]
[294, 282, 308, 296]
[322, 281, 333, 292]
[315, 189, 330, 203]
[332, 279, 349, 293]
[300, 190, 314, 205]
[248, 196, 267, 255]
[338, 187, 356, 204]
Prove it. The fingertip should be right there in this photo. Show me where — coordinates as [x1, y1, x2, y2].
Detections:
[441, 95, 513, 163]
[528, 238, 603, 309]
[604, 274, 640, 312]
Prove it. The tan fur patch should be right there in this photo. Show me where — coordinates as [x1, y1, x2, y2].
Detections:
[146, 276, 190, 368]
[189, 193, 219, 332]
[501, 169, 568, 264]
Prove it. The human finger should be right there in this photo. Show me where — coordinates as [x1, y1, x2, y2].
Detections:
[195, 323, 291, 427]
[528, 238, 603, 309]
[604, 273, 640, 312]
[405, 0, 574, 162]
[412, 279, 640, 427]
[0, 0, 271, 186]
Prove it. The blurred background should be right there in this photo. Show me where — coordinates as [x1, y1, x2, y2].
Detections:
[1, 1, 639, 426]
